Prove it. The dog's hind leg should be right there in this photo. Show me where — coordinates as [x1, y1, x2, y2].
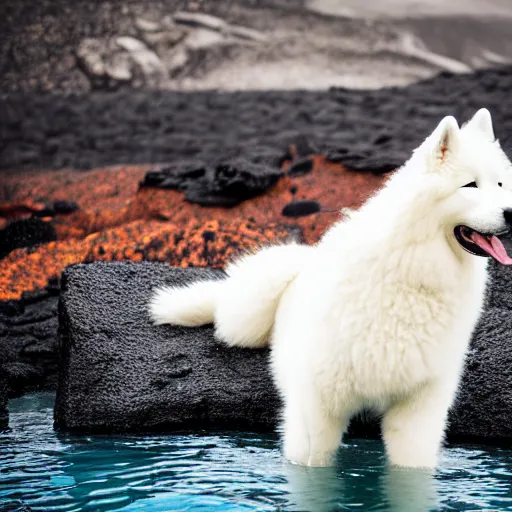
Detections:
[306, 406, 348, 467]
[283, 391, 348, 467]
[382, 380, 454, 469]
[282, 395, 311, 466]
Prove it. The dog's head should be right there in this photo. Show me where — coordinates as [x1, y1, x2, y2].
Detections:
[417, 108, 512, 265]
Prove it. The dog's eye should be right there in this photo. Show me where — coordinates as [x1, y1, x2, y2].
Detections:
[498, 182, 503, 187]
[462, 181, 477, 188]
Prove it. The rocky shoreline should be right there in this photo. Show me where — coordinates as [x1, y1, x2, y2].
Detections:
[4, 246, 512, 440]
[2, 64, 512, 441]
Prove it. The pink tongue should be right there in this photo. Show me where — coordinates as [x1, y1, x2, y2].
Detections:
[471, 232, 512, 265]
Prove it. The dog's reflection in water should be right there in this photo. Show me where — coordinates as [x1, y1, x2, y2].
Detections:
[283, 463, 342, 512]
[382, 467, 438, 512]
[283, 456, 438, 512]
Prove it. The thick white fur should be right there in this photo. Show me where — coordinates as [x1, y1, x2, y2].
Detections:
[149, 279, 220, 327]
[149, 109, 512, 469]
[150, 244, 313, 346]
[214, 244, 314, 347]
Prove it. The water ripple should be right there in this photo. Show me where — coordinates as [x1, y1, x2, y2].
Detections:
[1, 393, 511, 511]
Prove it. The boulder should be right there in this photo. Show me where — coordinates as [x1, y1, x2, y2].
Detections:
[0, 286, 60, 399]
[140, 156, 284, 207]
[447, 261, 512, 440]
[55, 260, 512, 443]
[54, 262, 280, 432]
[0, 218, 56, 259]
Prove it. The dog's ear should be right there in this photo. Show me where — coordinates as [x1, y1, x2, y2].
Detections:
[428, 115, 459, 162]
[464, 108, 494, 141]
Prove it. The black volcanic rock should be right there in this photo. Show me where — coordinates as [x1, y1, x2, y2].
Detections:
[140, 158, 283, 207]
[447, 261, 512, 441]
[3, 63, 512, 439]
[0, 375, 8, 429]
[282, 200, 321, 218]
[53, 200, 79, 214]
[0, 289, 60, 399]
[4, 66, 512, 173]
[54, 262, 280, 432]
[286, 158, 314, 177]
[0, 218, 56, 259]
[55, 260, 512, 443]
[448, 307, 512, 440]
[485, 250, 512, 311]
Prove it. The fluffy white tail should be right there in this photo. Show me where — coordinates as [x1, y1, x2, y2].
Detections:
[149, 279, 220, 327]
[149, 243, 312, 348]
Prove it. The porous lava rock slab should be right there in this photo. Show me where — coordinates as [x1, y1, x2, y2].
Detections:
[56, 259, 512, 443]
[448, 261, 512, 441]
[54, 261, 280, 432]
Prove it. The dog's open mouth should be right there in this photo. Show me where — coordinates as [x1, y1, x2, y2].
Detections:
[454, 226, 512, 264]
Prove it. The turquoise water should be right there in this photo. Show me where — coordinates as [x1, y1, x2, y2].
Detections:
[1, 393, 511, 511]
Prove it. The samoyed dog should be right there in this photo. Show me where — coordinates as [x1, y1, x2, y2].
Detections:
[149, 108, 512, 469]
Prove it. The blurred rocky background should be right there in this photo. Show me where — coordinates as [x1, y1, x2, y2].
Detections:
[2, 0, 512, 93]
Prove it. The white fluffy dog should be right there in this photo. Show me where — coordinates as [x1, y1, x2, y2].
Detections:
[149, 109, 512, 469]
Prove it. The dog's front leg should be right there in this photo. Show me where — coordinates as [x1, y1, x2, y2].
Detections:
[381, 379, 456, 469]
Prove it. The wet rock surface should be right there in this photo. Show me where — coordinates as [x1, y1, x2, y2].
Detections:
[55, 262, 280, 432]
[55, 260, 512, 442]
[4, 66, 512, 174]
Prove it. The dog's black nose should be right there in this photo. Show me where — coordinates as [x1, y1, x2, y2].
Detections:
[504, 209, 512, 228]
